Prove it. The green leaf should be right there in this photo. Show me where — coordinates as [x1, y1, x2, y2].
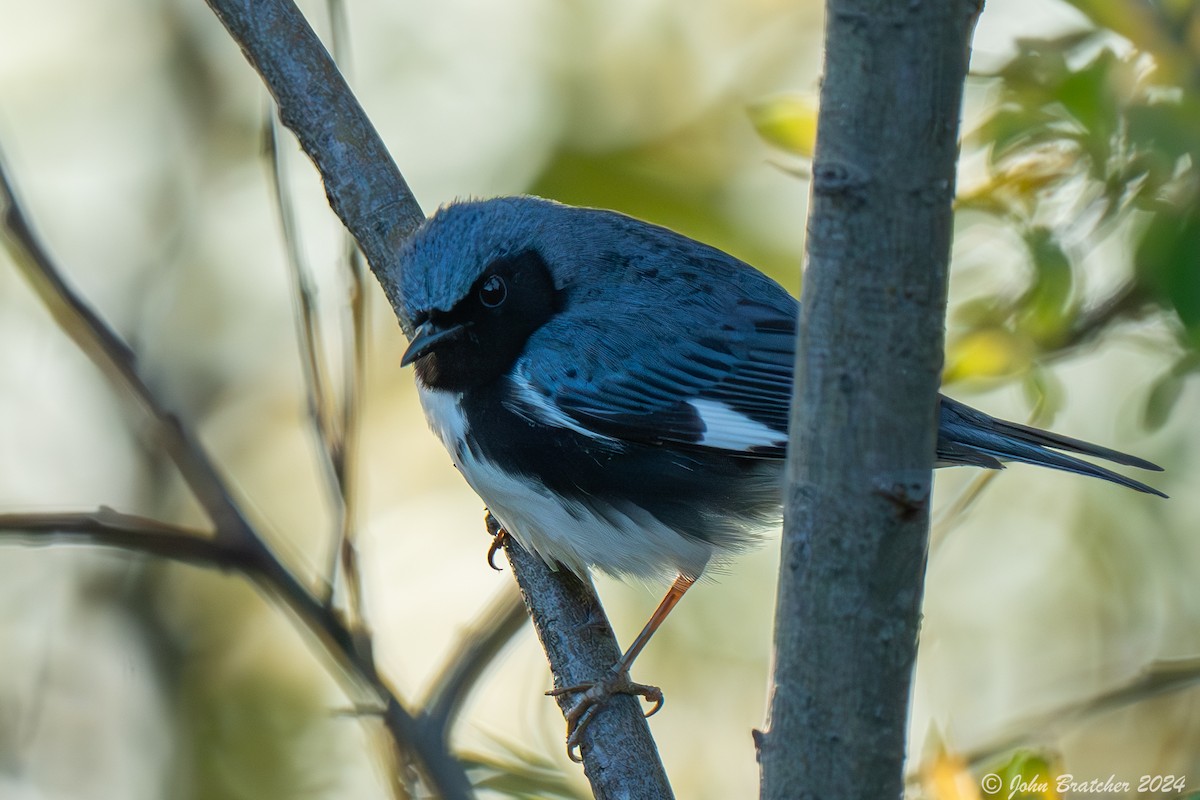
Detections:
[1018, 228, 1076, 344]
[1143, 353, 1200, 430]
[986, 750, 1063, 799]
[1135, 209, 1200, 346]
[1127, 99, 1200, 165]
[1056, 49, 1118, 147]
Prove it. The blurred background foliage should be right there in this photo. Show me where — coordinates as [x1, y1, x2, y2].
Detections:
[0, 0, 1197, 799]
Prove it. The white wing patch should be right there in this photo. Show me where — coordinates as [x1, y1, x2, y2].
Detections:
[506, 372, 620, 444]
[689, 398, 787, 452]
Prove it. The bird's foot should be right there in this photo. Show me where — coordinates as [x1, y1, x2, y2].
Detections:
[546, 670, 664, 762]
[484, 511, 510, 570]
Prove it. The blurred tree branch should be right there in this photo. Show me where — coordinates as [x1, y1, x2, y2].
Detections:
[418, 582, 530, 748]
[909, 656, 1200, 788]
[0, 151, 473, 799]
[2, 0, 676, 794]
[760, 1, 982, 798]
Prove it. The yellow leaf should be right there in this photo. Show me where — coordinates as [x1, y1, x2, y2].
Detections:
[748, 94, 819, 157]
[923, 749, 982, 800]
[944, 328, 1034, 384]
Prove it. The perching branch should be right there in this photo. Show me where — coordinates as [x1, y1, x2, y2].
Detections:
[494, 520, 675, 800]
[201, 0, 419, 324]
[761, 1, 983, 798]
[201, 0, 672, 794]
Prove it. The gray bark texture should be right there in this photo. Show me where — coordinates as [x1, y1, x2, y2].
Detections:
[760, 1, 983, 798]
[499, 524, 675, 799]
[201, 0, 673, 796]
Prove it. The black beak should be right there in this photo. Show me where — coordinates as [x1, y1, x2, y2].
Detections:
[401, 319, 469, 367]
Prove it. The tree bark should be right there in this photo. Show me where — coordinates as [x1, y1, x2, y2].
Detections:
[499, 524, 675, 799]
[201, 1, 673, 796]
[760, 2, 983, 798]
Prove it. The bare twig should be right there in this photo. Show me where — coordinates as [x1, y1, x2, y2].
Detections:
[336, 241, 370, 637]
[419, 584, 529, 746]
[907, 657, 1200, 783]
[265, 112, 344, 520]
[324, 0, 372, 649]
[263, 0, 373, 665]
[265, 110, 340, 456]
[0, 152, 473, 799]
[0, 508, 213, 560]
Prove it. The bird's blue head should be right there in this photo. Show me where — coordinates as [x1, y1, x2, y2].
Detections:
[397, 196, 577, 391]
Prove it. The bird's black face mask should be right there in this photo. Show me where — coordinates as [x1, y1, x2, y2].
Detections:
[404, 249, 561, 392]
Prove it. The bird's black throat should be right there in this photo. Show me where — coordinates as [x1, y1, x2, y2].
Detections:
[413, 249, 561, 392]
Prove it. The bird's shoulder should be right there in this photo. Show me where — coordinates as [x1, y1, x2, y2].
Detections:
[503, 239, 798, 457]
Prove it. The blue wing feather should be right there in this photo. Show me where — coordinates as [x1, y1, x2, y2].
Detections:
[510, 287, 798, 456]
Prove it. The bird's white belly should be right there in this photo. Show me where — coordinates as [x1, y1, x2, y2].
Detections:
[417, 386, 713, 580]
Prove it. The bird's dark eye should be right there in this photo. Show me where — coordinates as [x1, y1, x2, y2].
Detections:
[478, 275, 507, 308]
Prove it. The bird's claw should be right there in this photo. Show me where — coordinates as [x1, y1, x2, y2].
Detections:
[484, 511, 510, 570]
[486, 529, 510, 570]
[546, 672, 664, 762]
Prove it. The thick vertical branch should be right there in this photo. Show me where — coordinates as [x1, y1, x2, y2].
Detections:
[761, 2, 982, 798]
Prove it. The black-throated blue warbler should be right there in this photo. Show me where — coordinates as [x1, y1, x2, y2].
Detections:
[397, 195, 1164, 751]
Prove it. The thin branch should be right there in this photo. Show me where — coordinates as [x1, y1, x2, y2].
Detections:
[0, 151, 250, 545]
[336, 242, 370, 641]
[0, 509, 216, 562]
[265, 111, 345, 525]
[419, 584, 529, 746]
[0, 151, 473, 799]
[324, 0, 373, 654]
[264, 107, 378, 664]
[261, 0, 373, 644]
[907, 656, 1200, 782]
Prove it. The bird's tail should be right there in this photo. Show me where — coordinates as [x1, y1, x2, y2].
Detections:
[937, 396, 1167, 498]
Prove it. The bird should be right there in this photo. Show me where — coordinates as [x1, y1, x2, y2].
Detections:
[396, 194, 1165, 755]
